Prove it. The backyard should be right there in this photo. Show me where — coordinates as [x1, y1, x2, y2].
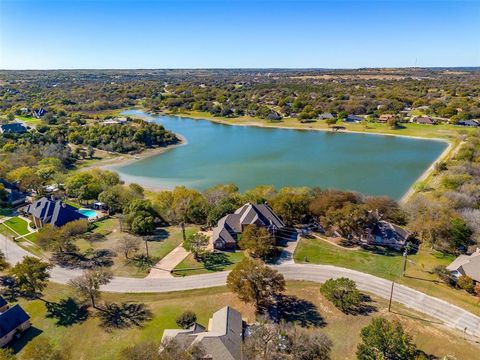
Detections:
[3, 281, 479, 360]
[294, 235, 480, 316]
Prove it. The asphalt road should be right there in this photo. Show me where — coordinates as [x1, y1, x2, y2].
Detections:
[2, 235, 479, 337]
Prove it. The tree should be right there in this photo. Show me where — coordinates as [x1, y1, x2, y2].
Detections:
[357, 318, 417, 360]
[21, 336, 67, 360]
[183, 232, 209, 260]
[227, 258, 285, 310]
[159, 337, 206, 360]
[325, 117, 337, 127]
[387, 117, 398, 129]
[118, 235, 141, 260]
[320, 277, 361, 313]
[0, 250, 9, 270]
[289, 329, 332, 360]
[10, 256, 51, 297]
[130, 213, 156, 235]
[457, 275, 475, 293]
[69, 268, 113, 308]
[271, 187, 313, 226]
[176, 310, 197, 329]
[238, 225, 275, 259]
[121, 341, 159, 360]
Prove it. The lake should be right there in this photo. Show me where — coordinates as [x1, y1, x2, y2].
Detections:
[113, 110, 447, 200]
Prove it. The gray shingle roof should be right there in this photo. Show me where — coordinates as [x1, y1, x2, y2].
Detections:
[0, 304, 30, 338]
[447, 249, 480, 282]
[25, 197, 87, 227]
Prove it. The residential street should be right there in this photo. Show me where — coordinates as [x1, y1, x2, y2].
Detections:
[2, 234, 480, 337]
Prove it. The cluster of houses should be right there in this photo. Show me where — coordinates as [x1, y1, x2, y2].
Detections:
[0, 296, 31, 348]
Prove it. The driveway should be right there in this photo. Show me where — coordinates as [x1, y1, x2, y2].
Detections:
[2, 234, 480, 338]
[146, 245, 190, 279]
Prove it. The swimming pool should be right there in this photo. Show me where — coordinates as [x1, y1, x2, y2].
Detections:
[78, 208, 98, 219]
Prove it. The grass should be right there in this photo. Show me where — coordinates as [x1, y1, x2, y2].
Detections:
[4, 280, 479, 360]
[15, 116, 43, 126]
[173, 251, 245, 276]
[75, 219, 199, 277]
[294, 236, 480, 316]
[64, 200, 82, 209]
[0, 217, 30, 236]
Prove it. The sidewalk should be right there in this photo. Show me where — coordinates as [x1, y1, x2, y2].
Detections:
[146, 244, 190, 279]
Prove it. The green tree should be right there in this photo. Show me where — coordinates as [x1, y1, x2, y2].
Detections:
[121, 342, 159, 360]
[356, 318, 417, 360]
[183, 232, 209, 260]
[238, 225, 275, 259]
[271, 187, 312, 226]
[0, 348, 15, 360]
[10, 256, 51, 297]
[325, 117, 337, 127]
[69, 268, 113, 308]
[130, 213, 156, 235]
[0, 250, 9, 270]
[227, 258, 285, 309]
[320, 277, 361, 313]
[457, 275, 475, 293]
[176, 310, 197, 329]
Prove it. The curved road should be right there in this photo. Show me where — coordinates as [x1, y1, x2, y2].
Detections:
[2, 235, 480, 338]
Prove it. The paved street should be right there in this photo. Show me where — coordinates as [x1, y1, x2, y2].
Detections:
[2, 234, 479, 337]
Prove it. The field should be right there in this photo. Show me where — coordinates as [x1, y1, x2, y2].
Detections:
[294, 236, 480, 316]
[5, 281, 479, 360]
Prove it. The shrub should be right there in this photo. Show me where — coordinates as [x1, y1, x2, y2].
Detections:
[320, 277, 361, 313]
[175, 310, 197, 329]
[433, 265, 455, 286]
[457, 275, 475, 293]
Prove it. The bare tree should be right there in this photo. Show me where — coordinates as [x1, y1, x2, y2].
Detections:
[118, 235, 141, 260]
[69, 268, 113, 308]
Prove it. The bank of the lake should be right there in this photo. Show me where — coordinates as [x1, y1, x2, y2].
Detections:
[108, 110, 448, 200]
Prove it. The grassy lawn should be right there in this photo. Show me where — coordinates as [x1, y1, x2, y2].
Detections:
[1, 217, 30, 236]
[75, 219, 199, 278]
[173, 251, 245, 276]
[294, 236, 480, 316]
[4, 281, 479, 360]
[15, 115, 43, 126]
[64, 200, 82, 209]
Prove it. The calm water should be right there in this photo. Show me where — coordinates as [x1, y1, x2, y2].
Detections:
[113, 110, 447, 199]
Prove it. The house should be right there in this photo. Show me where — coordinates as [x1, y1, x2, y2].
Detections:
[212, 203, 285, 250]
[378, 114, 396, 123]
[414, 116, 436, 125]
[161, 306, 244, 360]
[457, 119, 480, 127]
[102, 117, 127, 125]
[446, 248, 480, 282]
[0, 304, 31, 347]
[344, 114, 363, 123]
[361, 220, 413, 251]
[318, 112, 334, 120]
[24, 197, 87, 228]
[0, 179, 27, 206]
[0, 123, 27, 134]
[32, 108, 47, 118]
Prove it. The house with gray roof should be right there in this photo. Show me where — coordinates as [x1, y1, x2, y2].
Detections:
[447, 248, 480, 282]
[24, 197, 87, 228]
[318, 112, 334, 120]
[360, 220, 412, 251]
[212, 203, 285, 250]
[161, 306, 244, 360]
[0, 304, 31, 347]
[0, 179, 27, 206]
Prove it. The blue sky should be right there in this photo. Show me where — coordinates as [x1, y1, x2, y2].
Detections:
[0, 0, 479, 69]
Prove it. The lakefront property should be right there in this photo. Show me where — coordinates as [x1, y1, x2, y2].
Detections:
[2, 0, 480, 354]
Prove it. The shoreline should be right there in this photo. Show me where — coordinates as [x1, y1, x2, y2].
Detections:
[94, 108, 457, 201]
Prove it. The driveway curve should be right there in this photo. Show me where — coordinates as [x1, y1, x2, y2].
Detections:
[2, 236, 479, 337]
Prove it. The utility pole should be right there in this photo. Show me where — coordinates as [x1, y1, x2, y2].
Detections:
[402, 243, 411, 276]
[388, 281, 395, 312]
[181, 222, 186, 242]
[144, 237, 149, 259]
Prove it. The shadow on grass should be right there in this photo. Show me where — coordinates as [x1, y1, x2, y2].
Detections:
[404, 274, 441, 284]
[390, 310, 443, 325]
[10, 327, 43, 354]
[353, 294, 378, 316]
[0, 275, 20, 302]
[200, 252, 232, 271]
[45, 297, 89, 326]
[98, 302, 153, 331]
[277, 295, 326, 328]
